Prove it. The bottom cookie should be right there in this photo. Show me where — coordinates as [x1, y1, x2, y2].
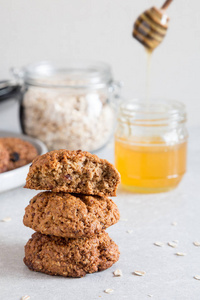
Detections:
[24, 232, 119, 277]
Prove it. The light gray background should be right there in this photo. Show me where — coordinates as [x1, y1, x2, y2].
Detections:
[0, 2, 200, 300]
[0, 0, 200, 126]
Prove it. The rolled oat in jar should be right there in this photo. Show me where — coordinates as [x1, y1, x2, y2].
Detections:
[19, 61, 120, 152]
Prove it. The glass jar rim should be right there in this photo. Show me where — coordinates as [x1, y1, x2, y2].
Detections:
[118, 98, 186, 126]
[14, 60, 113, 89]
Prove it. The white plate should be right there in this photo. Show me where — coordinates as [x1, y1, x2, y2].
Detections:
[0, 131, 48, 193]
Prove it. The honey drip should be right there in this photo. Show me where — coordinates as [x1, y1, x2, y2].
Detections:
[145, 49, 152, 104]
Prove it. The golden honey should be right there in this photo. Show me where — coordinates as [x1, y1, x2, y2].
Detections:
[115, 99, 188, 193]
[115, 139, 187, 193]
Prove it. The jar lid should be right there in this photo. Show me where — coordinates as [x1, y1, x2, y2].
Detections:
[118, 99, 187, 126]
[17, 61, 113, 89]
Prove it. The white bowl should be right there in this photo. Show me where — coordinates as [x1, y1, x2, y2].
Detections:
[0, 131, 47, 193]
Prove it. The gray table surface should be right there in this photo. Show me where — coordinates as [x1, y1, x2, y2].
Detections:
[0, 127, 200, 300]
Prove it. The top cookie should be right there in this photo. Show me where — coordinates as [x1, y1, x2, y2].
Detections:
[24, 150, 120, 196]
[0, 137, 38, 171]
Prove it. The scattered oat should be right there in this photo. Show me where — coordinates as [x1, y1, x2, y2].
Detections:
[21, 296, 30, 300]
[133, 271, 146, 276]
[127, 230, 133, 234]
[175, 252, 186, 256]
[154, 241, 164, 247]
[194, 275, 200, 280]
[171, 222, 177, 226]
[148, 295, 153, 298]
[168, 241, 178, 248]
[1, 217, 11, 222]
[193, 241, 200, 247]
[120, 218, 128, 222]
[113, 269, 122, 277]
[104, 289, 114, 294]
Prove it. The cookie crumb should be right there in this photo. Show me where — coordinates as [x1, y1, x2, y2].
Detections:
[168, 241, 178, 248]
[194, 275, 200, 280]
[133, 271, 146, 276]
[175, 252, 186, 256]
[193, 241, 200, 247]
[21, 296, 30, 300]
[127, 230, 133, 234]
[104, 289, 114, 294]
[1, 217, 11, 222]
[154, 241, 164, 247]
[113, 269, 122, 277]
[171, 222, 177, 226]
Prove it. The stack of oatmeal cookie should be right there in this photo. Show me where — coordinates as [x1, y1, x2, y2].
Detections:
[23, 149, 121, 278]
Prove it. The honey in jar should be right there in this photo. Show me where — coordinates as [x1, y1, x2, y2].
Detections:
[115, 99, 187, 193]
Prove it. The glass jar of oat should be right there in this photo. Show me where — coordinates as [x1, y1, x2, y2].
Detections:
[14, 61, 120, 152]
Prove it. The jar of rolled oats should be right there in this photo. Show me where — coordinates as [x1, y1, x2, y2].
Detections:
[12, 61, 120, 152]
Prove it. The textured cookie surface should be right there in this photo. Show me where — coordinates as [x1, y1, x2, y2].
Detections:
[24, 232, 120, 277]
[24, 149, 120, 196]
[23, 191, 120, 238]
[0, 137, 38, 170]
[0, 143, 9, 173]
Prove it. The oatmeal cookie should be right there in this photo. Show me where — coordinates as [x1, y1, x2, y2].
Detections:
[24, 232, 120, 277]
[24, 149, 120, 196]
[23, 191, 120, 238]
[0, 137, 38, 171]
[0, 143, 9, 173]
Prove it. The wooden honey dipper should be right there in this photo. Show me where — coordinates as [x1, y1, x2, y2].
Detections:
[132, 0, 173, 52]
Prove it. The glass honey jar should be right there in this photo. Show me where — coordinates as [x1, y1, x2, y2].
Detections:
[115, 99, 188, 193]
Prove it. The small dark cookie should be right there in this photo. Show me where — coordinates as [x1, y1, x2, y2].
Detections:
[23, 191, 120, 238]
[24, 232, 120, 277]
[0, 143, 9, 173]
[0, 137, 38, 171]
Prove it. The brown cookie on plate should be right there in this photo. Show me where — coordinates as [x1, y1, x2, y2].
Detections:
[0, 143, 9, 173]
[24, 231, 120, 278]
[23, 191, 120, 238]
[0, 137, 38, 171]
[24, 149, 120, 196]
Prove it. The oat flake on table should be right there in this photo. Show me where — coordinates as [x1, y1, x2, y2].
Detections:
[113, 269, 122, 277]
[21, 296, 30, 300]
[104, 289, 114, 294]
[194, 275, 200, 280]
[193, 241, 200, 247]
[154, 241, 164, 247]
[171, 221, 177, 226]
[168, 241, 178, 248]
[1, 217, 11, 222]
[133, 271, 146, 276]
[175, 252, 186, 256]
